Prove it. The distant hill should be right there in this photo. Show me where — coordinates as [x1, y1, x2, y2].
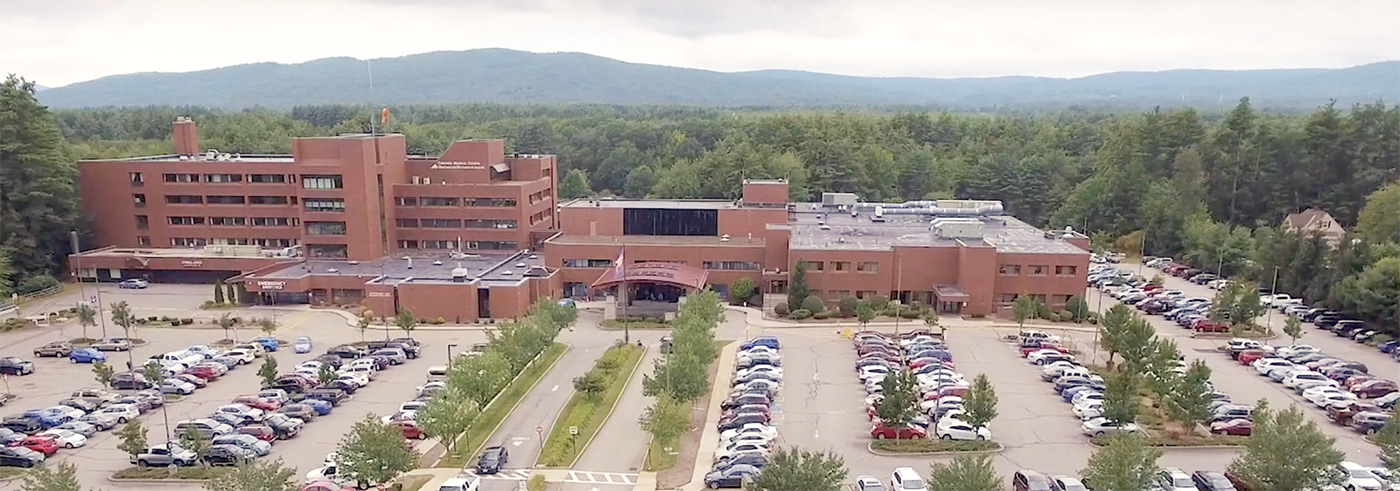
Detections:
[37, 49, 1399, 110]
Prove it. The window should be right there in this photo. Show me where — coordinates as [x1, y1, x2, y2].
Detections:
[806, 261, 824, 272]
[301, 175, 342, 189]
[206, 195, 246, 204]
[248, 174, 286, 183]
[465, 241, 518, 250]
[163, 173, 198, 183]
[204, 174, 242, 183]
[1030, 294, 1048, 303]
[463, 219, 518, 229]
[165, 195, 202, 204]
[830, 290, 851, 299]
[135, 215, 148, 229]
[213, 238, 251, 245]
[465, 198, 517, 207]
[421, 240, 459, 250]
[417, 219, 458, 228]
[701, 261, 761, 271]
[305, 221, 347, 235]
[1029, 265, 1048, 276]
[420, 197, 460, 207]
[394, 218, 418, 228]
[833, 261, 851, 272]
[397, 240, 419, 249]
[306, 244, 348, 258]
[252, 238, 297, 247]
[1052, 294, 1073, 305]
[137, 236, 151, 246]
[129, 172, 144, 186]
[857, 262, 879, 273]
[1055, 265, 1077, 276]
[395, 197, 417, 206]
[168, 216, 205, 226]
[171, 237, 208, 247]
[995, 294, 1018, 303]
[209, 217, 246, 226]
[856, 290, 877, 299]
[563, 259, 614, 268]
[304, 199, 345, 212]
[132, 194, 146, 208]
[249, 196, 289, 205]
[998, 264, 1021, 276]
[251, 217, 296, 227]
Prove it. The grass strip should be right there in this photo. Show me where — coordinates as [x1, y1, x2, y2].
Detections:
[537, 343, 646, 467]
[0, 468, 26, 481]
[871, 439, 1000, 453]
[1090, 434, 1249, 447]
[440, 342, 568, 468]
[643, 437, 676, 472]
[111, 466, 228, 480]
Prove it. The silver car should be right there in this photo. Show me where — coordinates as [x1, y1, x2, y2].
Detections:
[369, 348, 407, 365]
[211, 434, 271, 457]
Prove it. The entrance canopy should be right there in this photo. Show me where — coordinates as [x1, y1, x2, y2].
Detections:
[591, 262, 708, 290]
[934, 285, 970, 302]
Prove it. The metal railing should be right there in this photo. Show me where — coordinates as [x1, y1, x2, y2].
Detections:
[0, 283, 66, 313]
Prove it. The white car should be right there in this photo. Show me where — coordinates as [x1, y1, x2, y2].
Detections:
[232, 344, 266, 357]
[715, 440, 772, 460]
[415, 381, 445, 396]
[1072, 401, 1104, 419]
[735, 366, 783, 380]
[215, 404, 265, 423]
[294, 368, 321, 380]
[1315, 393, 1358, 408]
[1252, 358, 1293, 375]
[186, 345, 217, 359]
[339, 365, 377, 381]
[46, 405, 85, 420]
[934, 418, 991, 441]
[858, 365, 891, 382]
[380, 411, 416, 425]
[399, 400, 428, 413]
[1072, 392, 1105, 406]
[1292, 377, 1339, 392]
[726, 433, 775, 447]
[1302, 386, 1345, 404]
[1275, 345, 1319, 357]
[349, 358, 381, 371]
[1081, 417, 1141, 436]
[720, 423, 777, 442]
[221, 349, 256, 365]
[339, 372, 371, 388]
[1026, 350, 1066, 364]
[1339, 462, 1386, 491]
[741, 346, 780, 357]
[1207, 279, 1230, 289]
[95, 404, 140, 423]
[38, 429, 88, 448]
[1282, 371, 1332, 389]
[296, 361, 325, 371]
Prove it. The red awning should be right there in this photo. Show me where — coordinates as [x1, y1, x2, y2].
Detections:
[591, 262, 709, 290]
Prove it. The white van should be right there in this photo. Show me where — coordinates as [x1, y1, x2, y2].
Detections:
[892, 467, 927, 491]
[437, 476, 479, 491]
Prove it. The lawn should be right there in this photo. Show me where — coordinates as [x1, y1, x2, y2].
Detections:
[439, 342, 567, 468]
[537, 343, 646, 467]
[111, 466, 229, 480]
[870, 439, 1000, 453]
[0, 467, 26, 481]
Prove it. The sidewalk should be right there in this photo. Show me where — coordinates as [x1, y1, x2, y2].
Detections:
[728, 305, 1099, 334]
[572, 347, 662, 472]
[677, 343, 738, 491]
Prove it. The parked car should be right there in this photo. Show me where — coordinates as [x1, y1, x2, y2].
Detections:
[705, 464, 759, 489]
[870, 422, 925, 440]
[118, 278, 149, 289]
[173, 419, 233, 439]
[78, 412, 119, 431]
[11, 435, 59, 456]
[0, 358, 35, 376]
[131, 443, 197, 467]
[235, 425, 277, 443]
[33, 342, 73, 358]
[1081, 417, 1140, 436]
[262, 414, 303, 440]
[110, 373, 152, 390]
[1210, 419, 1253, 436]
[211, 434, 271, 457]
[91, 338, 132, 351]
[0, 447, 41, 468]
[1191, 471, 1238, 491]
[276, 404, 318, 422]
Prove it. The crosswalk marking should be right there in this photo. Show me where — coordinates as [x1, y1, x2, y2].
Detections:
[460, 469, 532, 481]
[458, 469, 640, 485]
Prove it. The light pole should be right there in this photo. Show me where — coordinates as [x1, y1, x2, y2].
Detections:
[446, 344, 458, 368]
[1264, 266, 1280, 333]
[72, 231, 109, 338]
[1091, 288, 1104, 362]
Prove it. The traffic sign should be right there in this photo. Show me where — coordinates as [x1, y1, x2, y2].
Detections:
[569, 426, 579, 435]
[535, 425, 544, 437]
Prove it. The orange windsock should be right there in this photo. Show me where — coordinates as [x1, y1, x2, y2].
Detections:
[381, 108, 390, 124]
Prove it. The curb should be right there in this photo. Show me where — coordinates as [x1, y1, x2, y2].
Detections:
[106, 476, 213, 484]
[561, 344, 648, 468]
[866, 441, 1005, 456]
[443, 343, 571, 467]
[1085, 438, 1247, 449]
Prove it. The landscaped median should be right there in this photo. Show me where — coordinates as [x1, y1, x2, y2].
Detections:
[1088, 433, 1247, 447]
[537, 342, 646, 467]
[868, 439, 1003, 455]
[439, 342, 569, 468]
[111, 467, 226, 481]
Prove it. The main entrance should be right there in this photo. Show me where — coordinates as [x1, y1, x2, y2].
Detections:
[591, 262, 709, 319]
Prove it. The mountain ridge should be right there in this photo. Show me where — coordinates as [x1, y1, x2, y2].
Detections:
[36, 48, 1399, 110]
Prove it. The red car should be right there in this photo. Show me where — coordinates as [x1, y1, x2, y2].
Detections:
[1342, 375, 1377, 389]
[1020, 344, 1069, 357]
[858, 345, 896, 357]
[187, 365, 220, 381]
[1350, 380, 1398, 398]
[1210, 419, 1253, 436]
[10, 435, 59, 456]
[396, 420, 424, 440]
[1238, 350, 1268, 365]
[870, 422, 926, 440]
[722, 405, 771, 420]
[236, 425, 278, 443]
[1192, 319, 1229, 333]
[231, 395, 281, 411]
[858, 352, 901, 364]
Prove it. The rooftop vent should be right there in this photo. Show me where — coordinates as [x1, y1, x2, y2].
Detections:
[501, 271, 513, 276]
[326, 268, 339, 273]
[515, 262, 526, 267]
[432, 261, 443, 266]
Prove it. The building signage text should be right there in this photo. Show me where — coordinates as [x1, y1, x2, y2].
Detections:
[368, 291, 391, 298]
[431, 161, 485, 170]
[180, 260, 203, 268]
[256, 281, 286, 290]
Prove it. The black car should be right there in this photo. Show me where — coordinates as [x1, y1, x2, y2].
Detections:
[476, 445, 509, 474]
[0, 448, 38, 468]
[390, 337, 421, 348]
[722, 393, 770, 410]
[201, 445, 251, 466]
[326, 345, 366, 359]
[313, 354, 345, 369]
[1191, 470, 1236, 491]
[324, 380, 360, 395]
[368, 341, 421, 359]
[718, 413, 768, 431]
[58, 398, 97, 413]
[1314, 315, 1344, 328]
[713, 452, 768, 471]
[271, 376, 311, 394]
[111, 373, 152, 390]
[209, 412, 248, 428]
[0, 358, 34, 376]
[304, 388, 349, 406]
[1, 416, 43, 435]
[1302, 310, 1336, 322]
[263, 414, 302, 439]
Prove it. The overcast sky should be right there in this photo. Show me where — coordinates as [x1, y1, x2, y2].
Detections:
[4, 0, 1397, 87]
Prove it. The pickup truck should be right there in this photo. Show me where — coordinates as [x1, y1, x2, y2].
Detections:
[131, 443, 197, 467]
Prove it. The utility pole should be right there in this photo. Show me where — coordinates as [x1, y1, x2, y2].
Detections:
[893, 251, 902, 336]
[72, 231, 109, 337]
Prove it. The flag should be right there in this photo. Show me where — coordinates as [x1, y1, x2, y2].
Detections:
[613, 247, 625, 281]
[381, 108, 390, 124]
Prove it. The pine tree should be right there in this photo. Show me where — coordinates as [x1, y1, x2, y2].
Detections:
[787, 260, 809, 309]
[0, 76, 81, 287]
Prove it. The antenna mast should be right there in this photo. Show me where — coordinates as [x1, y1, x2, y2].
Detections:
[367, 60, 376, 136]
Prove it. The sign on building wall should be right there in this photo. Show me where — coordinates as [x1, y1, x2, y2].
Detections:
[431, 161, 485, 170]
[180, 260, 203, 268]
[368, 291, 391, 298]
[256, 281, 286, 290]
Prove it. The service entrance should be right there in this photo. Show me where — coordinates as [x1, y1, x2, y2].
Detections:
[934, 285, 969, 314]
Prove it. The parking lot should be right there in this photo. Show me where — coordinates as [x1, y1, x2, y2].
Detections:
[0, 285, 491, 490]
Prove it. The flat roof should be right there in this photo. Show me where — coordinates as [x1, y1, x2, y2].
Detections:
[545, 235, 765, 248]
[80, 154, 296, 164]
[561, 198, 739, 210]
[788, 210, 1087, 255]
[75, 246, 289, 260]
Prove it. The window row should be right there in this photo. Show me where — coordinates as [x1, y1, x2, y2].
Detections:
[997, 265, 1078, 276]
[149, 194, 294, 205]
[394, 197, 518, 208]
[393, 218, 518, 229]
[562, 259, 614, 268]
[701, 261, 761, 271]
[142, 215, 298, 227]
[797, 260, 879, 273]
[305, 221, 347, 236]
[994, 293, 1074, 304]
[167, 237, 298, 248]
[396, 240, 519, 250]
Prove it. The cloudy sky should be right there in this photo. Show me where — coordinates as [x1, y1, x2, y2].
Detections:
[4, 0, 1397, 87]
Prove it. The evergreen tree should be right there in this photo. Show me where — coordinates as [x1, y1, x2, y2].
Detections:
[559, 169, 592, 199]
[0, 76, 82, 288]
[787, 260, 809, 309]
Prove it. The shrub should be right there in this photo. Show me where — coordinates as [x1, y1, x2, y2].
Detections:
[147, 316, 158, 321]
[774, 303, 790, 317]
[170, 321, 181, 326]
[16, 274, 59, 294]
[790, 309, 812, 320]
[180, 318, 194, 325]
[838, 297, 859, 318]
[899, 310, 921, 319]
[812, 311, 832, 320]
[435, 317, 446, 324]
[800, 296, 825, 314]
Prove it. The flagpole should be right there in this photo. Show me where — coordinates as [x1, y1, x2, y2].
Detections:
[621, 245, 629, 343]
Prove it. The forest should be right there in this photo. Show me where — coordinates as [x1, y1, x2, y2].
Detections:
[5, 75, 1400, 332]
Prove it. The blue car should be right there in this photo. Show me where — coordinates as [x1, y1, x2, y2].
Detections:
[740, 336, 780, 351]
[251, 337, 279, 352]
[301, 399, 333, 416]
[293, 337, 313, 354]
[68, 348, 106, 364]
[1379, 340, 1399, 354]
[1061, 385, 1096, 402]
[22, 409, 70, 428]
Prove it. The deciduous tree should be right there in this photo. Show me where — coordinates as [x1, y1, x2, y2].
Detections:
[1163, 361, 1213, 433]
[218, 313, 235, 342]
[928, 454, 1002, 491]
[257, 356, 279, 388]
[728, 277, 755, 305]
[203, 458, 298, 491]
[874, 369, 919, 429]
[1283, 316, 1305, 345]
[394, 309, 418, 339]
[559, 169, 593, 199]
[415, 391, 480, 455]
[1100, 370, 1139, 426]
[1228, 401, 1345, 491]
[1356, 181, 1400, 245]
[1081, 434, 1162, 491]
[1373, 417, 1399, 470]
[962, 373, 998, 432]
[336, 415, 416, 488]
[19, 461, 85, 491]
[744, 447, 846, 491]
[116, 420, 147, 459]
[91, 361, 114, 389]
[856, 301, 876, 328]
[1012, 295, 1038, 332]
[75, 303, 97, 341]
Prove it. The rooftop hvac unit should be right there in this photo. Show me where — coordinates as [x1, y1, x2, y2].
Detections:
[412, 176, 421, 185]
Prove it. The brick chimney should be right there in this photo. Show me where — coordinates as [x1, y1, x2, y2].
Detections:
[172, 117, 199, 156]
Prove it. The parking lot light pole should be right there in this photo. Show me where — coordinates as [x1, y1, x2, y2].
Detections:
[446, 344, 457, 368]
[1264, 266, 1280, 332]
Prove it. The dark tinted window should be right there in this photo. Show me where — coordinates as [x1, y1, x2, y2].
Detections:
[623, 208, 718, 236]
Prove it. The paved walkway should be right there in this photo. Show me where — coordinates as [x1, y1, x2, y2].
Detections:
[676, 344, 738, 491]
